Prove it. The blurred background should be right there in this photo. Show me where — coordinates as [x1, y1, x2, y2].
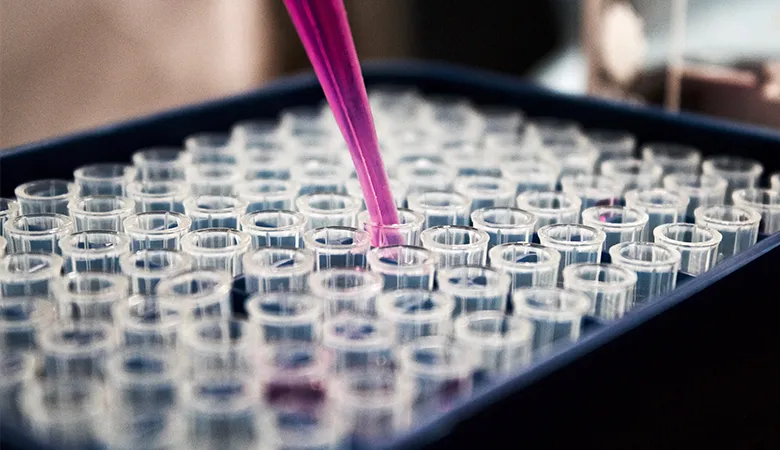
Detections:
[2, 0, 779, 148]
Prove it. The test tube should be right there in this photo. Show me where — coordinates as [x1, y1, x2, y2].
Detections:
[99, 408, 185, 450]
[396, 161, 458, 195]
[15, 179, 76, 215]
[183, 195, 248, 230]
[58, 230, 131, 273]
[537, 224, 606, 281]
[230, 118, 279, 148]
[0, 297, 55, 351]
[600, 158, 664, 190]
[119, 249, 194, 294]
[184, 131, 237, 162]
[0, 253, 63, 298]
[295, 193, 361, 230]
[0, 198, 18, 237]
[532, 117, 584, 145]
[240, 210, 307, 249]
[346, 177, 407, 209]
[156, 270, 232, 320]
[104, 348, 181, 413]
[586, 129, 636, 169]
[5, 213, 74, 254]
[702, 156, 763, 204]
[358, 209, 425, 247]
[291, 163, 351, 195]
[609, 241, 681, 304]
[581, 206, 649, 250]
[53, 272, 129, 321]
[562, 263, 637, 321]
[123, 211, 192, 251]
[245, 292, 321, 343]
[244, 147, 290, 181]
[453, 176, 515, 212]
[694, 205, 761, 261]
[132, 147, 189, 181]
[419, 225, 489, 269]
[454, 312, 535, 376]
[560, 174, 625, 211]
[488, 243, 562, 290]
[367, 245, 436, 291]
[516, 191, 581, 229]
[641, 143, 701, 175]
[302, 226, 371, 270]
[500, 158, 561, 194]
[653, 223, 722, 276]
[772, 172, 780, 191]
[186, 163, 243, 196]
[114, 294, 182, 348]
[68, 196, 135, 232]
[540, 140, 599, 177]
[126, 180, 190, 213]
[180, 228, 251, 277]
[436, 265, 511, 315]
[39, 319, 115, 378]
[180, 319, 259, 375]
[732, 188, 780, 233]
[407, 191, 472, 229]
[376, 290, 455, 345]
[624, 188, 689, 238]
[309, 268, 384, 318]
[663, 173, 728, 219]
[238, 180, 298, 212]
[74, 164, 133, 196]
[243, 247, 314, 294]
[512, 287, 591, 355]
[470, 207, 537, 248]
[0, 235, 5, 258]
[322, 314, 395, 372]
[0, 351, 35, 419]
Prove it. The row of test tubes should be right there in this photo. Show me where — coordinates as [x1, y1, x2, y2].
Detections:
[0, 87, 778, 449]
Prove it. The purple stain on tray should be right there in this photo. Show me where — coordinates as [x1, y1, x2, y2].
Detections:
[265, 380, 327, 410]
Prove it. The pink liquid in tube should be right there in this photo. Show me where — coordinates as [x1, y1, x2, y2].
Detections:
[283, 0, 401, 247]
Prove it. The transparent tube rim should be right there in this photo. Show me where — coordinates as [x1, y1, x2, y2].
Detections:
[608, 241, 682, 270]
[73, 164, 134, 183]
[21, 380, 106, 426]
[600, 158, 663, 182]
[118, 249, 194, 277]
[242, 247, 314, 276]
[180, 318, 259, 353]
[113, 294, 182, 332]
[512, 287, 592, 321]
[453, 176, 515, 199]
[562, 263, 638, 293]
[662, 173, 728, 195]
[322, 314, 395, 350]
[155, 270, 232, 301]
[132, 147, 189, 166]
[399, 336, 475, 378]
[488, 243, 561, 270]
[180, 374, 259, 415]
[419, 225, 489, 251]
[732, 188, 780, 212]
[67, 196, 136, 217]
[436, 265, 511, 298]
[39, 319, 115, 356]
[0, 252, 63, 282]
[407, 191, 472, 213]
[308, 268, 384, 300]
[123, 211, 192, 236]
[239, 210, 307, 233]
[581, 206, 649, 230]
[52, 272, 130, 303]
[330, 369, 415, 410]
[366, 245, 436, 276]
[624, 188, 690, 211]
[653, 223, 723, 249]
[516, 191, 582, 216]
[125, 180, 190, 199]
[693, 204, 761, 227]
[6, 213, 73, 237]
[245, 292, 322, 326]
[702, 156, 764, 177]
[0, 198, 19, 216]
[237, 180, 299, 202]
[183, 195, 249, 216]
[537, 224, 607, 249]
[0, 351, 36, 389]
[295, 193, 362, 216]
[14, 179, 77, 202]
[105, 348, 181, 386]
[255, 343, 331, 383]
[376, 289, 456, 324]
[58, 230, 131, 257]
[180, 228, 251, 254]
[470, 207, 538, 231]
[0, 297, 55, 332]
[641, 142, 701, 163]
[454, 311, 535, 348]
[357, 208, 424, 230]
[302, 226, 371, 252]
[560, 174, 626, 194]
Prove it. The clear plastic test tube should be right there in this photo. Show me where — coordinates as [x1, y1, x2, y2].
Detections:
[58, 230, 131, 273]
[641, 143, 702, 175]
[0, 351, 35, 419]
[243, 247, 314, 294]
[156, 270, 232, 320]
[0, 297, 55, 351]
[541, 140, 599, 177]
[454, 311, 534, 376]
[653, 223, 722, 276]
[186, 162, 243, 196]
[303, 226, 371, 270]
[238, 180, 298, 212]
[367, 245, 436, 291]
[119, 249, 194, 294]
[132, 147, 189, 181]
[346, 177, 407, 209]
[358, 209, 425, 247]
[600, 158, 663, 190]
[376, 289, 454, 344]
[396, 160, 458, 195]
[126, 180, 189, 213]
[0, 198, 19, 237]
[407, 191, 472, 229]
[5, 213, 73, 254]
[732, 188, 780, 234]
[512, 287, 591, 355]
[245, 292, 321, 343]
[68, 196, 135, 232]
[104, 348, 180, 413]
[560, 174, 625, 211]
[499, 158, 561, 194]
[322, 314, 395, 372]
[309, 268, 384, 318]
[694, 205, 761, 261]
[488, 243, 561, 290]
[399, 336, 475, 408]
[0, 235, 5, 258]
[586, 129, 636, 168]
[453, 176, 515, 212]
[624, 188, 689, 238]
[15, 179, 77, 215]
[74, 164, 133, 196]
[114, 294, 182, 348]
[295, 193, 361, 230]
[123, 211, 191, 251]
[470, 207, 537, 247]
[562, 263, 637, 321]
[183, 195, 248, 230]
[537, 224, 606, 282]
[772, 172, 780, 191]
[53, 272, 129, 321]
[240, 210, 307, 249]
[291, 162, 351, 195]
[420, 225, 489, 269]
[184, 131, 237, 163]
[516, 191, 582, 229]
[39, 319, 115, 378]
[180, 319, 259, 375]
[437, 265, 511, 315]
[581, 206, 649, 250]
[180, 228, 251, 277]
[702, 156, 763, 204]
[609, 241, 681, 305]
[0, 253, 63, 298]
[244, 147, 290, 181]
[663, 173, 728, 219]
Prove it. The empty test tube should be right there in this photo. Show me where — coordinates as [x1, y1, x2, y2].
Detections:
[500, 158, 561, 194]
[532, 117, 584, 146]
[0, 198, 18, 237]
[74, 164, 133, 196]
[663, 173, 728, 219]
[245, 292, 321, 343]
[641, 143, 702, 175]
[453, 176, 515, 212]
[186, 163, 243, 196]
[291, 162, 351, 195]
[437, 265, 511, 315]
[702, 156, 763, 204]
[367, 245, 436, 291]
[586, 129, 636, 169]
[243, 247, 314, 294]
[540, 140, 599, 177]
[624, 188, 689, 238]
[653, 223, 722, 276]
[399, 337, 475, 408]
[53, 272, 129, 321]
[512, 287, 591, 355]
[732, 188, 780, 233]
[39, 319, 115, 378]
[119, 249, 194, 294]
[600, 158, 663, 190]
[516, 191, 581, 229]
[244, 148, 290, 180]
[0, 253, 63, 298]
[132, 147, 189, 181]
[16, 180, 76, 216]
[256, 342, 329, 410]
[358, 209, 424, 246]
[694, 205, 761, 264]
[407, 191, 472, 229]
[156, 270, 232, 320]
[183, 195, 248, 230]
[180, 319, 259, 375]
[0, 236, 5, 258]
[231, 118, 279, 147]
[454, 311, 534, 376]
[240, 210, 307, 248]
[58, 230, 131, 273]
[123, 211, 192, 251]
[180, 228, 251, 277]
[114, 294, 181, 348]
[609, 241, 681, 304]
[420, 225, 489, 269]
[295, 193, 361, 230]
[376, 290, 455, 344]
[0, 351, 35, 419]
[238, 180, 298, 212]
[562, 263, 637, 321]
[322, 314, 395, 372]
[560, 174, 625, 211]
[5, 213, 73, 254]
[347, 177, 407, 209]
[184, 132, 238, 164]
[126, 180, 189, 213]
[68, 196, 135, 232]
[309, 268, 384, 318]
[537, 224, 606, 282]
[471, 207, 537, 248]
[772, 172, 780, 191]
[303, 226, 371, 270]
[581, 206, 649, 250]
[0, 297, 55, 351]
[488, 243, 561, 290]
[104, 348, 180, 413]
